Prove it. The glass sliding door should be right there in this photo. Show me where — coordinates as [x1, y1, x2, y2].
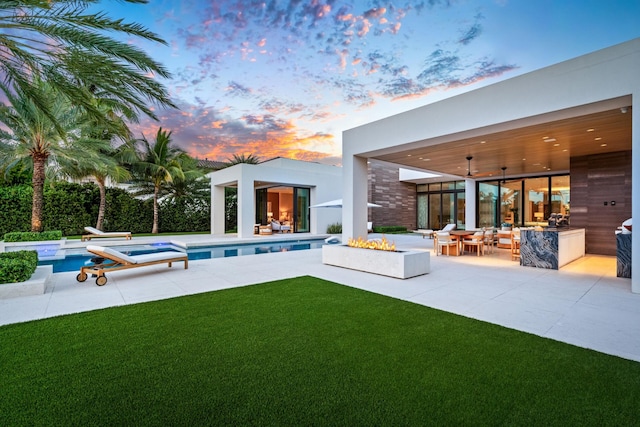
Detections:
[442, 193, 455, 228]
[456, 192, 465, 229]
[478, 181, 499, 228]
[293, 187, 310, 232]
[428, 193, 441, 229]
[551, 175, 570, 223]
[255, 188, 268, 225]
[418, 182, 465, 230]
[524, 177, 549, 226]
[417, 194, 428, 229]
[500, 180, 521, 226]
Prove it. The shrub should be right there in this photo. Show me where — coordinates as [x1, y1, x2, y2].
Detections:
[0, 250, 38, 284]
[326, 222, 342, 234]
[4, 231, 63, 242]
[372, 225, 408, 234]
[0, 185, 32, 233]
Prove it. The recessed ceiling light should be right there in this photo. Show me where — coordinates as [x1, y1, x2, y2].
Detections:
[544, 138, 556, 142]
[553, 143, 560, 147]
[423, 158, 431, 161]
[587, 128, 595, 132]
[601, 143, 607, 147]
[563, 149, 568, 152]
[522, 158, 526, 161]
[533, 163, 541, 166]
[480, 141, 486, 144]
[407, 154, 412, 156]
[595, 137, 602, 141]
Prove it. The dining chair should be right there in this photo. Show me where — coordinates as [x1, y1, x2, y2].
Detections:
[483, 229, 495, 254]
[462, 231, 485, 256]
[511, 229, 521, 261]
[435, 231, 458, 256]
[434, 223, 457, 253]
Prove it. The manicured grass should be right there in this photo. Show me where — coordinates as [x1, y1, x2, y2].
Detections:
[1, 277, 639, 425]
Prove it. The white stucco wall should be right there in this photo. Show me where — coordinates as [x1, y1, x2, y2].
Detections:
[343, 38, 640, 292]
[208, 158, 342, 238]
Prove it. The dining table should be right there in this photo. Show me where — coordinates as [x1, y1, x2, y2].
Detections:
[449, 230, 480, 255]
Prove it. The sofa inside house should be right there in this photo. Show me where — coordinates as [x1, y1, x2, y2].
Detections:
[271, 219, 291, 233]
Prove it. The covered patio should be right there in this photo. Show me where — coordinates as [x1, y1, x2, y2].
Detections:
[342, 38, 640, 293]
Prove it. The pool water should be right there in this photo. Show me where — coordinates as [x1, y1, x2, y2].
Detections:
[39, 240, 326, 273]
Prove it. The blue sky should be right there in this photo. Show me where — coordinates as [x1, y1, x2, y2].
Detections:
[104, 0, 640, 165]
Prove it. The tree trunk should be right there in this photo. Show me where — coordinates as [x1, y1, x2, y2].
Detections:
[152, 185, 159, 234]
[96, 177, 106, 230]
[31, 153, 48, 232]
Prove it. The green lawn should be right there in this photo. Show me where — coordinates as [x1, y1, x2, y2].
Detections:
[2, 277, 639, 425]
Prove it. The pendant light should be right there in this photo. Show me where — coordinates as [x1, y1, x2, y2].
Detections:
[466, 156, 473, 177]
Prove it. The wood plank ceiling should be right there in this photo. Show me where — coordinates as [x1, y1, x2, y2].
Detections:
[374, 107, 632, 179]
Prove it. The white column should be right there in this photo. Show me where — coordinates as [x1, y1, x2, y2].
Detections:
[342, 155, 369, 241]
[464, 178, 477, 229]
[237, 173, 255, 239]
[211, 184, 226, 235]
[632, 95, 639, 293]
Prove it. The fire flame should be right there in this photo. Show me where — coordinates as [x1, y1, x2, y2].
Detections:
[347, 235, 396, 251]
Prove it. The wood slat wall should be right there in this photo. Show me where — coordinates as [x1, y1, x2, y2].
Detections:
[368, 162, 417, 231]
[570, 151, 632, 255]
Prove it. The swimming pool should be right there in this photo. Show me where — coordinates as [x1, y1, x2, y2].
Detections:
[38, 239, 327, 273]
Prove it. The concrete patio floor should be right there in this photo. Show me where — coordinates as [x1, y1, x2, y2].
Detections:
[1, 233, 639, 363]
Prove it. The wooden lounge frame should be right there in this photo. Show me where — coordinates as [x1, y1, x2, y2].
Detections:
[81, 226, 132, 242]
[77, 245, 188, 286]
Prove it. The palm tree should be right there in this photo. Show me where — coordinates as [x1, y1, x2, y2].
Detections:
[59, 98, 137, 230]
[225, 153, 261, 166]
[159, 155, 208, 204]
[0, 0, 175, 126]
[0, 80, 111, 231]
[62, 146, 132, 231]
[129, 128, 188, 234]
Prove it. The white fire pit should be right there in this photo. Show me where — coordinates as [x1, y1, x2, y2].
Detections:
[322, 245, 430, 279]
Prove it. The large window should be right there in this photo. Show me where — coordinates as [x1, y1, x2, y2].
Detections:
[417, 181, 466, 230]
[256, 186, 310, 233]
[294, 187, 310, 233]
[476, 175, 569, 228]
[524, 177, 548, 226]
[551, 176, 570, 219]
[478, 182, 498, 228]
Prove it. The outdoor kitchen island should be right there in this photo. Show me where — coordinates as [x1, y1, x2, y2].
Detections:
[520, 228, 586, 270]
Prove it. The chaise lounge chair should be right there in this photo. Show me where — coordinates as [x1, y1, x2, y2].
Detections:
[77, 245, 188, 286]
[81, 226, 132, 242]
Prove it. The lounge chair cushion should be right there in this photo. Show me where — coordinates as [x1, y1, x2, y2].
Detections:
[87, 245, 186, 265]
[87, 245, 137, 264]
[84, 226, 131, 237]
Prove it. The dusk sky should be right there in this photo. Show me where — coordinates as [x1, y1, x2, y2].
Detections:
[103, 0, 640, 166]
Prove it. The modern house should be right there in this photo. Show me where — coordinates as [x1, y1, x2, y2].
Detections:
[342, 38, 639, 293]
[208, 157, 342, 238]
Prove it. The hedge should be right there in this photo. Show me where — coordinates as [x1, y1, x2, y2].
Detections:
[4, 231, 63, 242]
[0, 183, 211, 236]
[372, 225, 408, 234]
[0, 250, 38, 284]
